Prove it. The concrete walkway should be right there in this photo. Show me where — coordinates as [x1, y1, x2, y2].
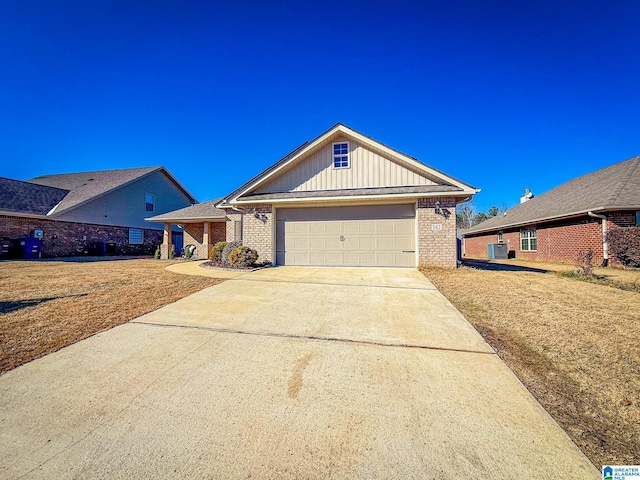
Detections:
[165, 260, 249, 278]
[0, 267, 598, 479]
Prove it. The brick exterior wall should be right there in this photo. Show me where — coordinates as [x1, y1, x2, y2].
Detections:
[463, 211, 639, 265]
[226, 212, 242, 243]
[239, 204, 273, 264]
[183, 221, 226, 260]
[0, 215, 162, 258]
[417, 197, 457, 268]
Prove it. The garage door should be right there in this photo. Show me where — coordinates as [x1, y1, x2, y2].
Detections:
[276, 205, 415, 267]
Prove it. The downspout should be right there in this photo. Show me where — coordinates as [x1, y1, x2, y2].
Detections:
[230, 205, 244, 243]
[588, 211, 608, 267]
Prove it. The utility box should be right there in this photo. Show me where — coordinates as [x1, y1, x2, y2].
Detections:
[487, 242, 508, 260]
[18, 238, 42, 259]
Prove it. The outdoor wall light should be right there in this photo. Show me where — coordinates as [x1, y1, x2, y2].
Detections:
[434, 201, 451, 219]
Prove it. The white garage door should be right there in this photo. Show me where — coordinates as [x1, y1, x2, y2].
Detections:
[276, 205, 415, 267]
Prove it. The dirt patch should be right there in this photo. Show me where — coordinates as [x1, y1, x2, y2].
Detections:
[288, 353, 313, 399]
[0, 259, 223, 375]
[421, 263, 640, 467]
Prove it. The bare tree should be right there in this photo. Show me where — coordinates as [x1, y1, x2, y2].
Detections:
[456, 202, 478, 229]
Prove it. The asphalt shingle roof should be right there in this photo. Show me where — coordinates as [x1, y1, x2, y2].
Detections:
[146, 200, 226, 222]
[0, 177, 69, 216]
[465, 155, 640, 234]
[28, 167, 161, 215]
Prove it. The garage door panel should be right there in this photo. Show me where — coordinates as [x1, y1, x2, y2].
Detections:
[376, 221, 396, 234]
[396, 237, 414, 250]
[277, 205, 415, 267]
[395, 221, 414, 235]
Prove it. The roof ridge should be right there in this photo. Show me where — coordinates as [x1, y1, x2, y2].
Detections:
[609, 155, 640, 205]
[29, 166, 161, 181]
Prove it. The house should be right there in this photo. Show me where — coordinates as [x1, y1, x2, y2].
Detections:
[0, 166, 196, 258]
[150, 124, 479, 267]
[463, 155, 640, 265]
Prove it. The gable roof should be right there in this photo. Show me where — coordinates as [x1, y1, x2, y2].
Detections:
[0, 177, 69, 216]
[29, 166, 196, 216]
[465, 155, 640, 235]
[146, 199, 226, 223]
[217, 123, 478, 207]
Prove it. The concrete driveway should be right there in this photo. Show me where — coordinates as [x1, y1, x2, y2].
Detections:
[0, 266, 598, 479]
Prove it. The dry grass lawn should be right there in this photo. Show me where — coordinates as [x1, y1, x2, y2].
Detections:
[0, 259, 222, 375]
[421, 261, 640, 467]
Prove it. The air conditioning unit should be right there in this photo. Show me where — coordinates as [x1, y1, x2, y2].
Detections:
[488, 243, 508, 260]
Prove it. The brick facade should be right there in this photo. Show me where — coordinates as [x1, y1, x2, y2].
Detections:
[417, 197, 457, 268]
[464, 211, 638, 265]
[0, 215, 162, 258]
[183, 221, 226, 260]
[236, 204, 273, 264]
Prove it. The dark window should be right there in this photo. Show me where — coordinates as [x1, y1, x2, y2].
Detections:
[145, 193, 155, 212]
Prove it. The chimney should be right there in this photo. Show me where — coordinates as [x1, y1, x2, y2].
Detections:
[520, 189, 534, 204]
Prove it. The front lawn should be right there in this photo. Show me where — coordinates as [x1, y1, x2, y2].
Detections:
[0, 259, 223, 375]
[421, 261, 640, 467]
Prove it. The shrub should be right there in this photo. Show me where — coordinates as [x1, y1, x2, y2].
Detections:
[221, 241, 242, 265]
[229, 246, 259, 268]
[211, 241, 227, 262]
[576, 249, 595, 277]
[169, 245, 176, 259]
[154, 246, 161, 259]
[607, 227, 640, 268]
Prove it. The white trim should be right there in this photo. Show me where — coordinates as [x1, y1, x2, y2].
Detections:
[414, 200, 419, 268]
[145, 217, 225, 223]
[332, 141, 350, 169]
[228, 125, 478, 204]
[272, 205, 278, 265]
[232, 191, 470, 205]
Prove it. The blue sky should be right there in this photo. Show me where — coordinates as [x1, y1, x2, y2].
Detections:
[1, 1, 638, 212]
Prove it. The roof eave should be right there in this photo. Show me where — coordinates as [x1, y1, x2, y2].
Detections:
[463, 206, 623, 235]
[145, 216, 226, 223]
[231, 190, 475, 205]
[0, 210, 48, 219]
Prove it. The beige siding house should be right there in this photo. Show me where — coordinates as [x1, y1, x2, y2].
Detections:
[153, 124, 479, 268]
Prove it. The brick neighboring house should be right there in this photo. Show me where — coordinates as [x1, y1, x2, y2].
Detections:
[463, 155, 640, 266]
[0, 167, 196, 258]
[151, 124, 479, 268]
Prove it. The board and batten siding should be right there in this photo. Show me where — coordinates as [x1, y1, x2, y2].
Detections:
[54, 171, 193, 230]
[255, 136, 439, 194]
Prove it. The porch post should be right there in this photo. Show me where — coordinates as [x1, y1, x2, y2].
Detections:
[160, 222, 173, 259]
[203, 221, 213, 259]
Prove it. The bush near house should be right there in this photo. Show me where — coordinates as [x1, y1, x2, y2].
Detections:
[211, 241, 227, 262]
[229, 246, 259, 268]
[221, 241, 242, 265]
[606, 227, 640, 268]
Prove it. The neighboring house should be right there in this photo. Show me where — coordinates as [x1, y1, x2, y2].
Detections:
[0, 166, 196, 258]
[150, 124, 479, 268]
[464, 155, 640, 265]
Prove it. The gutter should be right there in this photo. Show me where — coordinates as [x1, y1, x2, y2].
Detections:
[588, 211, 609, 267]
